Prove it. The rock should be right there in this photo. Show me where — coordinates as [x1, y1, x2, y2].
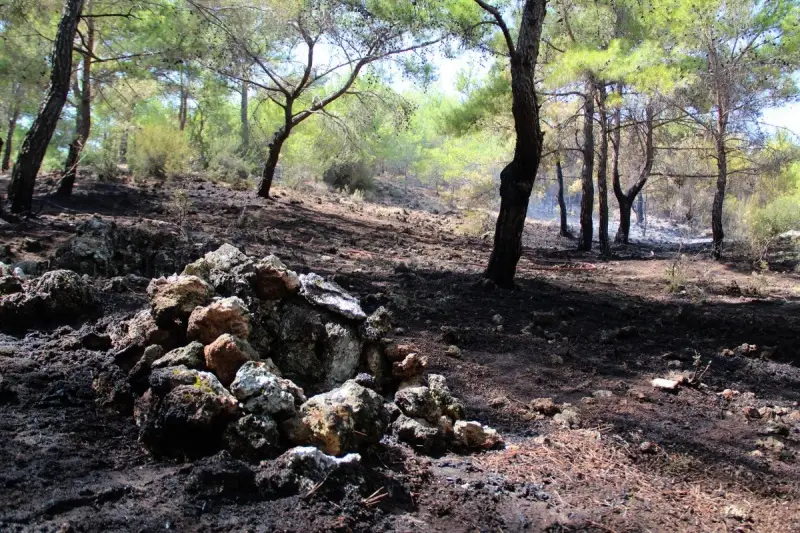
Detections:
[268, 446, 361, 493]
[147, 275, 213, 328]
[394, 386, 441, 422]
[354, 373, 375, 389]
[762, 421, 790, 436]
[187, 296, 251, 344]
[92, 367, 132, 413]
[299, 273, 366, 321]
[111, 309, 176, 372]
[253, 255, 300, 300]
[427, 374, 465, 420]
[0, 275, 22, 295]
[185, 451, 258, 500]
[324, 322, 363, 387]
[0, 270, 95, 332]
[136, 367, 238, 457]
[639, 441, 659, 454]
[283, 380, 388, 456]
[530, 398, 561, 416]
[491, 314, 504, 325]
[359, 307, 392, 341]
[204, 334, 259, 387]
[392, 414, 446, 454]
[230, 361, 304, 418]
[743, 406, 761, 419]
[81, 331, 112, 351]
[723, 505, 750, 521]
[453, 421, 503, 450]
[445, 345, 462, 358]
[489, 396, 507, 408]
[593, 390, 614, 398]
[152, 341, 205, 369]
[719, 389, 739, 401]
[651, 378, 680, 391]
[392, 353, 428, 380]
[203, 244, 251, 272]
[129, 345, 165, 393]
[553, 406, 581, 428]
[385, 343, 417, 362]
[784, 410, 800, 424]
[223, 414, 281, 460]
[364, 344, 391, 391]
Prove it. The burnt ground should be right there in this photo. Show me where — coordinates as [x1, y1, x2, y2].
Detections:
[1, 174, 799, 532]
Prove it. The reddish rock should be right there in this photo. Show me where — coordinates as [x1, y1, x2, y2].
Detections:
[204, 334, 259, 386]
[187, 297, 251, 345]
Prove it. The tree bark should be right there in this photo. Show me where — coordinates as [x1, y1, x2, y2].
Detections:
[635, 192, 644, 224]
[483, 0, 547, 288]
[257, 128, 289, 198]
[240, 80, 249, 152]
[57, 1, 93, 197]
[595, 83, 610, 257]
[7, 0, 84, 213]
[577, 80, 595, 251]
[2, 102, 21, 172]
[178, 65, 188, 131]
[556, 159, 570, 237]
[613, 101, 654, 244]
[711, 131, 727, 259]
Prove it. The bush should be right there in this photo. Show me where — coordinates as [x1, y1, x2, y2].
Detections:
[322, 161, 374, 191]
[83, 136, 121, 181]
[129, 124, 193, 179]
[206, 137, 257, 186]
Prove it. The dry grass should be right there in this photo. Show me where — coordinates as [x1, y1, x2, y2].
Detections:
[475, 429, 799, 532]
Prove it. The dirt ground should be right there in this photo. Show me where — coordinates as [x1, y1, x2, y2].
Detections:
[1, 174, 799, 532]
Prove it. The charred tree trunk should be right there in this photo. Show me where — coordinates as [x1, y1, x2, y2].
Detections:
[613, 101, 654, 244]
[57, 3, 93, 197]
[2, 102, 21, 172]
[577, 81, 595, 251]
[711, 130, 727, 259]
[635, 192, 644, 224]
[257, 128, 289, 198]
[483, 0, 547, 288]
[7, 0, 84, 213]
[240, 80, 249, 152]
[556, 159, 570, 237]
[595, 84, 610, 257]
[119, 130, 128, 163]
[178, 65, 188, 131]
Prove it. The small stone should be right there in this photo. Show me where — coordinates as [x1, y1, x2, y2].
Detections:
[230, 361, 304, 418]
[552, 407, 581, 428]
[354, 373, 376, 389]
[743, 406, 761, 419]
[651, 378, 680, 391]
[147, 275, 214, 328]
[204, 334, 259, 386]
[152, 341, 205, 369]
[299, 273, 366, 321]
[385, 343, 417, 362]
[445, 345, 462, 358]
[639, 441, 659, 454]
[489, 396, 507, 408]
[530, 398, 560, 416]
[223, 414, 281, 460]
[453, 421, 503, 450]
[593, 390, 613, 398]
[719, 389, 739, 401]
[491, 314, 504, 325]
[392, 353, 428, 380]
[253, 255, 300, 300]
[723, 505, 750, 521]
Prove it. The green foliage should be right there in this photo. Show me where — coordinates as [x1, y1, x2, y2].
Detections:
[129, 124, 193, 180]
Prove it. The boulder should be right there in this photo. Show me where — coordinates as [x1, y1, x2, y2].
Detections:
[204, 334, 259, 387]
[392, 353, 428, 381]
[283, 380, 389, 456]
[203, 244, 251, 272]
[427, 374, 465, 420]
[136, 367, 238, 457]
[394, 386, 441, 423]
[364, 344, 392, 392]
[223, 414, 281, 460]
[385, 343, 417, 362]
[92, 366, 132, 414]
[360, 307, 392, 341]
[187, 296, 251, 344]
[184, 450, 258, 500]
[299, 273, 366, 321]
[264, 446, 362, 494]
[0, 270, 95, 332]
[111, 309, 176, 372]
[152, 341, 205, 369]
[230, 361, 305, 418]
[147, 275, 213, 328]
[253, 255, 300, 300]
[129, 345, 165, 393]
[324, 322, 363, 388]
[453, 421, 503, 450]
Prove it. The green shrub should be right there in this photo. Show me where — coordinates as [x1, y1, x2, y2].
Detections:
[83, 136, 121, 180]
[322, 161, 374, 191]
[129, 124, 193, 179]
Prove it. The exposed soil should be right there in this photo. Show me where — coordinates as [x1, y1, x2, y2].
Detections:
[1, 174, 799, 532]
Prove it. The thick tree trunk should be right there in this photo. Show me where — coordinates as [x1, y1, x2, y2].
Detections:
[257, 129, 289, 198]
[613, 100, 653, 244]
[58, 5, 93, 198]
[711, 132, 727, 259]
[484, 0, 547, 288]
[595, 84, 610, 257]
[635, 193, 644, 224]
[556, 159, 570, 237]
[240, 80, 249, 152]
[577, 81, 595, 251]
[1, 105, 20, 172]
[7, 0, 84, 213]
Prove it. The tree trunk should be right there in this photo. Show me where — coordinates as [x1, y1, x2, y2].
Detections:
[2, 103, 21, 172]
[7, 0, 84, 213]
[595, 84, 610, 257]
[556, 159, 570, 237]
[240, 80, 249, 152]
[57, 2, 93, 197]
[178, 65, 188, 131]
[484, 0, 547, 288]
[711, 132, 727, 259]
[614, 100, 653, 244]
[119, 130, 128, 163]
[257, 129, 289, 198]
[635, 192, 644, 224]
[577, 81, 595, 251]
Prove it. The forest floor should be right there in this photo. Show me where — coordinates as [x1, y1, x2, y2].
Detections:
[1, 173, 799, 532]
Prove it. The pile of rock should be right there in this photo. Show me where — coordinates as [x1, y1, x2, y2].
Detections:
[96, 244, 501, 461]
